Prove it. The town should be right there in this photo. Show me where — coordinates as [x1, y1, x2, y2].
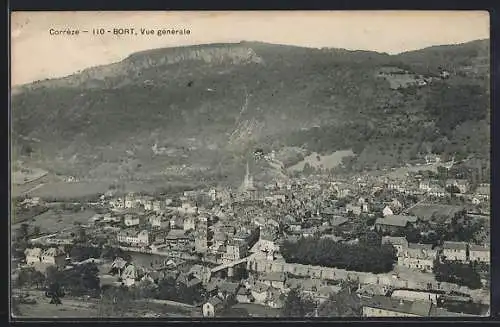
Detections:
[11, 156, 490, 318]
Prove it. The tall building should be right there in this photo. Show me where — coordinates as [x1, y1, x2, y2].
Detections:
[194, 217, 214, 253]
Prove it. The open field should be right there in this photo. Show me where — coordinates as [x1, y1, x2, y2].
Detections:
[288, 149, 355, 172]
[11, 206, 50, 225]
[227, 303, 281, 317]
[14, 289, 199, 318]
[12, 168, 48, 186]
[408, 203, 464, 221]
[13, 291, 100, 318]
[27, 182, 111, 200]
[385, 162, 441, 179]
[12, 209, 96, 233]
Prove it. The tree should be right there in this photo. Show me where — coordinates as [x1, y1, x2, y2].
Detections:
[17, 224, 29, 242]
[70, 245, 102, 262]
[434, 261, 482, 289]
[45, 266, 62, 288]
[303, 163, 313, 175]
[16, 267, 40, 289]
[32, 226, 41, 236]
[77, 226, 87, 243]
[446, 185, 461, 195]
[21, 144, 34, 157]
[45, 282, 65, 305]
[403, 225, 421, 243]
[32, 270, 46, 289]
[11, 298, 21, 317]
[157, 277, 178, 301]
[317, 287, 362, 317]
[282, 288, 316, 317]
[281, 237, 397, 274]
[132, 278, 158, 299]
[62, 263, 101, 297]
[359, 231, 381, 247]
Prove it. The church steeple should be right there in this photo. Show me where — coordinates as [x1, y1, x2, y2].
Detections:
[240, 160, 255, 192]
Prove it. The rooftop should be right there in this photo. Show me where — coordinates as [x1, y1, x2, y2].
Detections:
[443, 241, 468, 251]
[251, 281, 270, 294]
[407, 243, 434, 251]
[166, 229, 188, 240]
[375, 215, 417, 227]
[382, 236, 408, 246]
[361, 295, 432, 316]
[207, 296, 224, 308]
[260, 271, 286, 282]
[469, 244, 490, 252]
[42, 247, 65, 257]
[218, 282, 240, 294]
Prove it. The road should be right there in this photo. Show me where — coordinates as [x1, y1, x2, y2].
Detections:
[21, 183, 46, 196]
[404, 199, 426, 213]
[136, 298, 195, 308]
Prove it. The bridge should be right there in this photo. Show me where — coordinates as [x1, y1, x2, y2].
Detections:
[210, 253, 256, 274]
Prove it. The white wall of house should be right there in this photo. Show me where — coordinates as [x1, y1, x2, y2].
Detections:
[202, 303, 215, 317]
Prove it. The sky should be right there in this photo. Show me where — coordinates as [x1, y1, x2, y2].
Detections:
[11, 11, 489, 86]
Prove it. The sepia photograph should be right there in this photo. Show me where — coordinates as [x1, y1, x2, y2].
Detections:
[10, 11, 490, 319]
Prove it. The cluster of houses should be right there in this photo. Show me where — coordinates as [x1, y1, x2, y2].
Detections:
[382, 237, 490, 274]
[24, 247, 67, 271]
[361, 293, 482, 317]
[202, 271, 343, 317]
[14, 158, 490, 318]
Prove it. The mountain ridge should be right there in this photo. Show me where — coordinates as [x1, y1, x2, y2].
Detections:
[11, 39, 490, 183]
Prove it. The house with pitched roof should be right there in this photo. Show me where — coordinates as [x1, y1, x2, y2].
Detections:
[236, 286, 254, 303]
[474, 184, 490, 200]
[121, 264, 139, 286]
[382, 236, 408, 256]
[250, 281, 270, 304]
[445, 179, 470, 194]
[317, 285, 342, 304]
[216, 281, 240, 301]
[202, 296, 225, 317]
[24, 247, 43, 265]
[176, 272, 202, 290]
[41, 247, 66, 267]
[442, 241, 468, 262]
[258, 272, 287, 290]
[469, 244, 490, 264]
[375, 215, 418, 235]
[361, 295, 433, 317]
[265, 287, 286, 309]
[382, 206, 394, 217]
[398, 243, 438, 272]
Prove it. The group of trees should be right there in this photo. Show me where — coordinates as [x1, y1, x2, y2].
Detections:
[45, 263, 101, 297]
[281, 236, 397, 274]
[317, 285, 362, 317]
[282, 283, 362, 318]
[447, 212, 484, 243]
[101, 247, 131, 261]
[69, 245, 102, 262]
[399, 211, 486, 246]
[433, 260, 482, 290]
[156, 277, 204, 305]
[12, 223, 41, 259]
[282, 288, 316, 317]
[15, 263, 100, 306]
[96, 275, 205, 317]
[98, 285, 133, 317]
[15, 267, 46, 289]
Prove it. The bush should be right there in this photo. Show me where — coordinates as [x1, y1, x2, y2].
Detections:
[281, 237, 396, 274]
[434, 261, 482, 289]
